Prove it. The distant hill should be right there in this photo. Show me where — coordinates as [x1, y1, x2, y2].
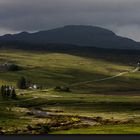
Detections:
[0, 25, 140, 50]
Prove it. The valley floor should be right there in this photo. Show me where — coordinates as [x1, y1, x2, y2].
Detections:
[0, 49, 140, 134]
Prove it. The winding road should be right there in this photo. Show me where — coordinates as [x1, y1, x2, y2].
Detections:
[0, 67, 139, 104]
[69, 67, 139, 87]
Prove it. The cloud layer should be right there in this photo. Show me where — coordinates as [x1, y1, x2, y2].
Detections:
[0, 0, 140, 41]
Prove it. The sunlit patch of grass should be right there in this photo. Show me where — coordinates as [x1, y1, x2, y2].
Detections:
[51, 124, 140, 134]
[0, 49, 139, 134]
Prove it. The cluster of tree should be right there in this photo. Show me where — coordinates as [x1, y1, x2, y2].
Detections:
[0, 63, 22, 72]
[54, 86, 71, 92]
[17, 76, 27, 89]
[17, 76, 42, 90]
[8, 64, 22, 71]
[0, 85, 17, 99]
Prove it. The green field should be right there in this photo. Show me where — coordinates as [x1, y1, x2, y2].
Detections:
[0, 49, 140, 134]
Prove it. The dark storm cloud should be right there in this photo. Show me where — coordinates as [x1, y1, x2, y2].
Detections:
[0, 0, 140, 40]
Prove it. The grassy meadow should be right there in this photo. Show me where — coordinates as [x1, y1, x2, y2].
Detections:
[0, 49, 140, 134]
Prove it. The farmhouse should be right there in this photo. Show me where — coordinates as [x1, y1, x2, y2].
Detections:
[29, 84, 40, 90]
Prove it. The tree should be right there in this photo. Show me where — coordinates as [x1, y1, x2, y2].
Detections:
[0, 85, 17, 100]
[11, 88, 17, 99]
[6, 86, 11, 97]
[3, 86, 7, 99]
[0, 86, 5, 98]
[17, 76, 27, 89]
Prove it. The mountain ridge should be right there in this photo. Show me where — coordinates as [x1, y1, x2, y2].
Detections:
[0, 25, 140, 50]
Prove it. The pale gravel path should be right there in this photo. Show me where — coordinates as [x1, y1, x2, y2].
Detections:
[69, 67, 139, 87]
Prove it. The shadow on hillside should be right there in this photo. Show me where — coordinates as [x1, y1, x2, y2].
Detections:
[0, 65, 139, 93]
[1, 43, 140, 66]
[0, 66, 108, 85]
[47, 100, 140, 112]
[47, 47, 140, 67]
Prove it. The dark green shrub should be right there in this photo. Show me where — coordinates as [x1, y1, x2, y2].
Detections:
[95, 116, 103, 122]
[26, 125, 33, 131]
[61, 87, 71, 92]
[54, 86, 71, 92]
[40, 125, 50, 133]
[54, 86, 61, 91]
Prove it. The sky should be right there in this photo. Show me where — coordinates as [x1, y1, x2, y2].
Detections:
[0, 0, 140, 41]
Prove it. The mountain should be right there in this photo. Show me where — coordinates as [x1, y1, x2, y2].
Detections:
[0, 25, 140, 50]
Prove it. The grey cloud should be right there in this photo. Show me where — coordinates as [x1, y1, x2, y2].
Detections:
[0, 0, 140, 40]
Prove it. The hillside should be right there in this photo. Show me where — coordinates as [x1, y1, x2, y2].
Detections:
[0, 25, 140, 50]
[0, 26, 140, 134]
[0, 49, 140, 134]
[0, 49, 139, 92]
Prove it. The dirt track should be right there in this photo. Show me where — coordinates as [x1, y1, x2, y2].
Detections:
[69, 67, 139, 87]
